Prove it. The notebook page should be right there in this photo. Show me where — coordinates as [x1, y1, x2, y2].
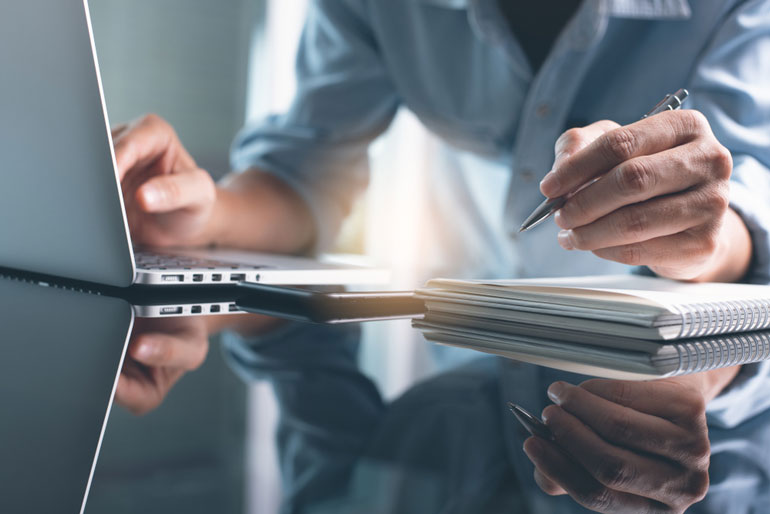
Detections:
[426, 275, 770, 312]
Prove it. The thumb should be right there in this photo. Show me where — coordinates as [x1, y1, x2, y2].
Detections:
[552, 119, 621, 169]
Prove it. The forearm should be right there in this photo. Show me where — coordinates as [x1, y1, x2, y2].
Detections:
[675, 365, 742, 403]
[201, 168, 315, 254]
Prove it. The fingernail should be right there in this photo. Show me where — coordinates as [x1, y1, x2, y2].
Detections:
[557, 230, 575, 250]
[140, 186, 161, 209]
[136, 342, 156, 360]
[548, 382, 567, 405]
[540, 171, 561, 197]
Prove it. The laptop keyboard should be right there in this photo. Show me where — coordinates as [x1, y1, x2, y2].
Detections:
[135, 251, 264, 271]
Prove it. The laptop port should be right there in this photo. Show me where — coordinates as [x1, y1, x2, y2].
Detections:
[160, 306, 183, 315]
[211, 274, 222, 282]
[191, 305, 202, 314]
[161, 274, 184, 283]
[210, 305, 221, 313]
[228, 304, 239, 312]
[192, 274, 203, 282]
[229, 273, 246, 282]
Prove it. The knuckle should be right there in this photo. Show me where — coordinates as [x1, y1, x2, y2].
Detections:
[602, 128, 638, 162]
[681, 434, 711, 467]
[604, 411, 633, 442]
[607, 381, 633, 406]
[557, 127, 583, 150]
[682, 109, 710, 134]
[615, 160, 656, 196]
[681, 394, 707, 420]
[685, 471, 710, 502]
[162, 178, 181, 203]
[569, 228, 590, 250]
[577, 485, 614, 512]
[594, 456, 636, 490]
[708, 143, 733, 181]
[140, 112, 163, 127]
[616, 244, 643, 265]
[566, 192, 592, 221]
[616, 208, 647, 241]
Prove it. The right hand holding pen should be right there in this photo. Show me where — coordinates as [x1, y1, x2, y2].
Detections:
[112, 114, 217, 248]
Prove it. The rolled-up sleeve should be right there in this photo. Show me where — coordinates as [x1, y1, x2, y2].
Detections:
[688, 0, 770, 284]
[687, 1, 770, 427]
[231, 0, 400, 253]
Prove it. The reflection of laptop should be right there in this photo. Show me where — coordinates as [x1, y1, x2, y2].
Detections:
[0, 0, 387, 289]
[0, 276, 133, 514]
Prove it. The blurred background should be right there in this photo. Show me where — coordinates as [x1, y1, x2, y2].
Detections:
[86, 1, 435, 513]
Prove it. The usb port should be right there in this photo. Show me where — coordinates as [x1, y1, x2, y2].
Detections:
[211, 274, 222, 282]
[160, 306, 183, 315]
[191, 305, 202, 314]
[161, 274, 184, 283]
[210, 305, 221, 313]
[228, 304, 239, 312]
[192, 274, 203, 282]
[229, 273, 246, 282]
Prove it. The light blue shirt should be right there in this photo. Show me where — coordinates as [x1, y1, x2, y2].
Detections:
[229, 0, 770, 512]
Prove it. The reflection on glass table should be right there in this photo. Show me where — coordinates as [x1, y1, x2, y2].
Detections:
[5, 274, 770, 514]
[0, 277, 132, 514]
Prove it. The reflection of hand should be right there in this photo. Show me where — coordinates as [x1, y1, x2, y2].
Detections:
[542, 111, 751, 282]
[112, 115, 218, 248]
[523, 368, 740, 513]
[115, 317, 210, 415]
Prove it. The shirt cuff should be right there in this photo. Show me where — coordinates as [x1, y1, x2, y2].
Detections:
[728, 161, 770, 284]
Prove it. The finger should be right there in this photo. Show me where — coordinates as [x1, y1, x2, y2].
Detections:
[541, 110, 709, 198]
[578, 379, 707, 429]
[547, 382, 703, 464]
[534, 468, 567, 496]
[553, 120, 621, 168]
[111, 123, 129, 139]
[135, 168, 215, 213]
[542, 405, 699, 506]
[523, 436, 662, 513]
[554, 142, 726, 230]
[590, 226, 721, 280]
[113, 114, 194, 181]
[115, 367, 185, 416]
[557, 189, 718, 251]
[129, 331, 208, 370]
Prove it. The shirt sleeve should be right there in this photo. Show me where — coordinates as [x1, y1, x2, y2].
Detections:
[231, 0, 400, 253]
[685, 0, 770, 427]
[687, 0, 770, 285]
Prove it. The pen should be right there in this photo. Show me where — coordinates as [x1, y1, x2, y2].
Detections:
[518, 88, 690, 232]
[508, 401, 554, 441]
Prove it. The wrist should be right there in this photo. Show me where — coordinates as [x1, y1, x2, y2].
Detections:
[690, 208, 752, 283]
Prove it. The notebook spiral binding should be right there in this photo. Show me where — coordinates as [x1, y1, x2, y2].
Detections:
[671, 331, 770, 375]
[673, 299, 770, 340]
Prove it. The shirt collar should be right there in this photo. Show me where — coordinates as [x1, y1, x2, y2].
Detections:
[418, 0, 692, 20]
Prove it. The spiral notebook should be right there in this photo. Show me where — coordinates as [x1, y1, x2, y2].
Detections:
[414, 275, 770, 379]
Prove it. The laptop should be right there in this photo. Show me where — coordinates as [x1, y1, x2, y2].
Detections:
[0, 0, 388, 291]
[0, 276, 133, 514]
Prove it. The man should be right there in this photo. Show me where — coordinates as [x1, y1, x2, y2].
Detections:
[114, 1, 770, 512]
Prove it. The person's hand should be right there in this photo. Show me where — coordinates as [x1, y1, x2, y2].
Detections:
[115, 317, 210, 415]
[541, 111, 751, 282]
[112, 114, 218, 248]
[115, 314, 285, 415]
[522, 367, 740, 513]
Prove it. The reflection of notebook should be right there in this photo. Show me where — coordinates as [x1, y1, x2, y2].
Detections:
[415, 275, 770, 380]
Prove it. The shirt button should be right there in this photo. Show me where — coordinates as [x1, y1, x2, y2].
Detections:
[520, 169, 536, 182]
[536, 103, 551, 117]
